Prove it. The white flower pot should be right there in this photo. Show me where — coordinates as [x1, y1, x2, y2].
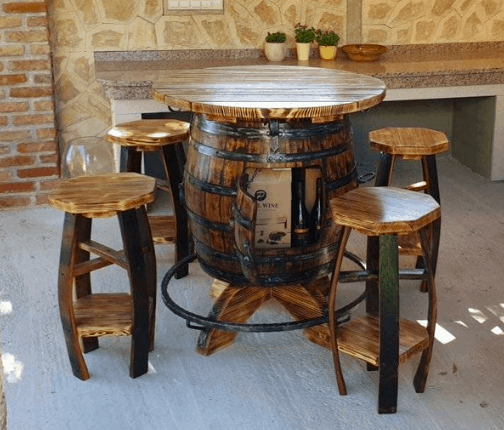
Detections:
[264, 42, 286, 62]
[296, 42, 311, 61]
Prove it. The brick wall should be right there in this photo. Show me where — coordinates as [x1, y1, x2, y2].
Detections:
[0, 1, 59, 210]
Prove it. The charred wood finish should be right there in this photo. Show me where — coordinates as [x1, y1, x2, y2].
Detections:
[48, 173, 155, 218]
[328, 186, 440, 414]
[153, 65, 386, 354]
[185, 114, 358, 286]
[233, 175, 259, 285]
[161, 253, 365, 333]
[378, 234, 400, 414]
[107, 119, 190, 150]
[50, 174, 156, 380]
[152, 66, 386, 284]
[368, 127, 449, 293]
[194, 166, 353, 354]
[112, 120, 190, 279]
[152, 65, 386, 121]
[196, 277, 331, 356]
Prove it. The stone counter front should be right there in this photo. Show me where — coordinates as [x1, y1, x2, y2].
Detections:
[95, 42, 504, 99]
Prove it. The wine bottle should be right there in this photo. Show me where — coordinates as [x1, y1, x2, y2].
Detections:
[291, 172, 310, 247]
[310, 177, 323, 243]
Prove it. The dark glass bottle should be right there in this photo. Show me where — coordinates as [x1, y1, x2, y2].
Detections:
[310, 177, 323, 243]
[291, 174, 310, 247]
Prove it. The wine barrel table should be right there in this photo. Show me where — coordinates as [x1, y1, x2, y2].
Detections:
[153, 65, 386, 355]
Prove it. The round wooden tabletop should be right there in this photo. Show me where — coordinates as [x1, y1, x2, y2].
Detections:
[152, 65, 386, 121]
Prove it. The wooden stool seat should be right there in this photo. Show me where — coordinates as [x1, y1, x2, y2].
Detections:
[107, 119, 190, 278]
[369, 127, 449, 159]
[328, 186, 440, 414]
[107, 119, 190, 150]
[50, 173, 157, 380]
[330, 187, 440, 235]
[49, 172, 155, 218]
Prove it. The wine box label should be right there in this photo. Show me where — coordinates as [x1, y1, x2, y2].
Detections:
[247, 168, 292, 248]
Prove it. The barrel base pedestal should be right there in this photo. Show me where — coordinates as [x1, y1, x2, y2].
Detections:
[196, 277, 331, 356]
[161, 253, 366, 356]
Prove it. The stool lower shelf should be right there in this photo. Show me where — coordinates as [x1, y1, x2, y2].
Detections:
[398, 233, 422, 256]
[74, 293, 133, 337]
[148, 215, 176, 244]
[337, 313, 429, 366]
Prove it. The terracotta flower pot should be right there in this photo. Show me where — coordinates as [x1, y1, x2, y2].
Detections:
[319, 45, 338, 60]
[296, 42, 311, 61]
[264, 42, 286, 62]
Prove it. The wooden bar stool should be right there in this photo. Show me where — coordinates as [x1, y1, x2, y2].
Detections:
[368, 127, 449, 292]
[107, 119, 190, 279]
[49, 173, 157, 380]
[328, 187, 440, 414]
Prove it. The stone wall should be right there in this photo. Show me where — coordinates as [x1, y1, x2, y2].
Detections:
[362, 0, 504, 45]
[46, 0, 347, 174]
[2, 0, 503, 211]
[0, 1, 59, 210]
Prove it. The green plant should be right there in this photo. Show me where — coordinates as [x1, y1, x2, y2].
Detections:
[315, 29, 340, 46]
[294, 23, 316, 43]
[266, 32, 286, 43]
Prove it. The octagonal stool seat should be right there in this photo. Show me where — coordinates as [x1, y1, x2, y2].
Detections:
[49, 172, 157, 380]
[107, 119, 190, 279]
[368, 127, 449, 292]
[327, 186, 440, 414]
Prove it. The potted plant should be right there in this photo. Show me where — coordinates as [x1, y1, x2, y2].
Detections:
[294, 23, 316, 61]
[316, 29, 340, 60]
[264, 32, 287, 62]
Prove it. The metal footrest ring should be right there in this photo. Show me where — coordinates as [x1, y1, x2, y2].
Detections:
[160, 251, 367, 333]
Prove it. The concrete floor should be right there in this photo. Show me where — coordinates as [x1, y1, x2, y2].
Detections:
[2, 156, 504, 430]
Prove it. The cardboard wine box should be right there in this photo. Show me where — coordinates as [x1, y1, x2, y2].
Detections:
[247, 168, 292, 248]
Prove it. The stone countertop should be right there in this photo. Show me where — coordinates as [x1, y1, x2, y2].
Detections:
[95, 42, 504, 100]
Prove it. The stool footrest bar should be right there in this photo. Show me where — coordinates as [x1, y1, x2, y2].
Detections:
[79, 240, 128, 269]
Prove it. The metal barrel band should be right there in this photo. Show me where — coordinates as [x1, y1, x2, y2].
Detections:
[160, 252, 368, 333]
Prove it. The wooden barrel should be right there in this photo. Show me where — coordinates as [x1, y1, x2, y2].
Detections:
[184, 114, 358, 286]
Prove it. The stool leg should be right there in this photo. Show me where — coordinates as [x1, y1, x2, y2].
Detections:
[73, 216, 99, 354]
[118, 207, 155, 378]
[58, 213, 90, 380]
[378, 234, 399, 414]
[328, 226, 352, 396]
[366, 153, 395, 371]
[365, 236, 380, 372]
[375, 153, 395, 187]
[414, 226, 438, 393]
[161, 144, 189, 279]
[120, 146, 142, 173]
[135, 206, 157, 352]
[422, 155, 441, 203]
[418, 155, 441, 292]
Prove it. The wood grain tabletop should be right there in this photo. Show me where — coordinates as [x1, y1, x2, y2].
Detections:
[152, 65, 386, 121]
